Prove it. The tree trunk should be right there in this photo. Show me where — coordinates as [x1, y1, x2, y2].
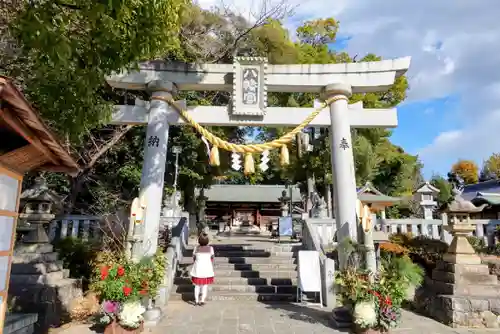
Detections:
[65, 173, 85, 214]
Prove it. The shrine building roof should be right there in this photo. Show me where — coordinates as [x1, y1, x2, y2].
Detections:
[196, 184, 302, 203]
[0, 76, 79, 176]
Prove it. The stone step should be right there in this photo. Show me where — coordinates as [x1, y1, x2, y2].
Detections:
[212, 263, 297, 271]
[9, 270, 66, 285]
[8, 278, 83, 331]
[11, 252, 58, 264]
[170, 292, 296, 302]
[432, 280, 500, 297]
[185, 250, 296, 258]
[10, 261, 65, 275]
[181, 257, 296, 265]
[178, 269, 297, 279]
[174, 276, 297, 286]
[432, 270, 498, 285]
[14, 244, 54, 254]
[202, 244, 302, 252]
[175, 284, 296, 294]
[436, 261, 492, 275]
[4, 313, 38, 334]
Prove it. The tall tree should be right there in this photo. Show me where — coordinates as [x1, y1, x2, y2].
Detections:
[5, 0, 187, 212]
[480, 153, 500, 181]
[451, 159, 479, 185]
[431, 175, 453, 206]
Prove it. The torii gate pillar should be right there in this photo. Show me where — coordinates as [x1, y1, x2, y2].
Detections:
[137, 80, 175, 257]
[324, 83, 358, 243]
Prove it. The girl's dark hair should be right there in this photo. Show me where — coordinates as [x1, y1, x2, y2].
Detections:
[198, 232, 209, 246]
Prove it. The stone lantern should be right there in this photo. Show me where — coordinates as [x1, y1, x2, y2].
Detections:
[414, 182, 440, 220]
[414, 191, 500, 328]
[440, 192, 487, 264]
[18, 177, 62, 244]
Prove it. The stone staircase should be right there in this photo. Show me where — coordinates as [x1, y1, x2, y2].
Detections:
[171, 241, 300, 302]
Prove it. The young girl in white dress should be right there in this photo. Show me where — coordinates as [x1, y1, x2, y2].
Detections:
[190, 232, 215, 305]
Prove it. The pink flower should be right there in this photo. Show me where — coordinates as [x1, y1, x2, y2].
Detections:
[102, 300, 118, 314]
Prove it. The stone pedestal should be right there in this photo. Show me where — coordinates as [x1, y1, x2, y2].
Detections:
[8, 243, 83, 331]
[415, 226, 500, 327]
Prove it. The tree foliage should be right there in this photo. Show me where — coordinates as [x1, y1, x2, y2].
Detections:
[8, 0, 187, 141]
[10, 4, 422, 218]
[430, 175, 453, 206]
[480, 153, 500, 181]
[451, 159, 479, 185]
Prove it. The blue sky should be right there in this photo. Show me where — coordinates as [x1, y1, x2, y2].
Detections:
[200, 0, 500, 181]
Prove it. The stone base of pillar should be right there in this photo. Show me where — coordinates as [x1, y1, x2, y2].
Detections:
[143, 307, 163, 327]
[414, 259, 500, 328]
[9, 243, 83, 331]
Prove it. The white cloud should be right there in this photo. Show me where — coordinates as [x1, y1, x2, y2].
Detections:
[199, 0, 500, 176]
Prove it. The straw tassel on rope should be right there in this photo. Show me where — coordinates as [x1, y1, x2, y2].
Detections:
[244, 153, 255, 175]
[209, 146, 220, 166]
[280, 145, 290, 166]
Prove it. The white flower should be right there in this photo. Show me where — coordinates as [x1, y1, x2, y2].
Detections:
[405, 284, 416, 300]
[99, 314, 111, 325]
[118, 301, 146, 328]
[353, 301, 377, 327]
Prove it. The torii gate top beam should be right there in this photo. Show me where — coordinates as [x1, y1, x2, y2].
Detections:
[106, 57, 411, 94]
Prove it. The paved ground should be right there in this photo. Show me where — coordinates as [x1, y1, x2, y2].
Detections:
[57, 234, 499, 334]
[145, 301, 497, 334]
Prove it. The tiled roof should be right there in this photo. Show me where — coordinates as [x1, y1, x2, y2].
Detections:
[196, 184, 302, 203]
[462, 180, 500, 201]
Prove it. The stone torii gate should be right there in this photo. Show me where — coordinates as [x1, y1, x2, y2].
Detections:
[106, 57, 411, 257]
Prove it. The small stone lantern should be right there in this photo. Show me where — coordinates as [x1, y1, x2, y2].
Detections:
[18, 177, 62, 244]
[441, 192, 487, 264]
[414, 182, 440, 220]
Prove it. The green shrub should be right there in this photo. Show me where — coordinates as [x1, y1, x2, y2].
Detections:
[53, 237, 99, 288]
[466, 236, 487, 254]
[388, 233, 449, 275]
[388, 233, 413, 246]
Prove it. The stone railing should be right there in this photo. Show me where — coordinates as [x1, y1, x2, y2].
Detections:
[381, 218, 500, 247]
[304, 217, 500, 248]
[302, 218, 336, 307]
[156, 213, 189, 307]
[48, 215, 102, 242]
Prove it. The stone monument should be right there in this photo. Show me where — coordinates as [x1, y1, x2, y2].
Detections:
[9, 177, 83, 330]
[414, 191, 500, 328]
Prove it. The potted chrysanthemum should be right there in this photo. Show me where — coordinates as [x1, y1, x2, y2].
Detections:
[336, 255, 424, 333]
[90, 250, 166, 333]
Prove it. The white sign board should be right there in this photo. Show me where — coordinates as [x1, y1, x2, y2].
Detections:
[0, 217, 14, 252]
[0, 256, 8, 291]
[298, 250, 322, 292]
[0, 174, 19, 212]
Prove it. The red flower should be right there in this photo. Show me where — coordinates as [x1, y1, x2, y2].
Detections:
[100, 266, 109, 280]
[139, 290, 147, 295]
[123, 286, 132, 296]
[117, 266, 125, 277]
[384, 296, 392, 306]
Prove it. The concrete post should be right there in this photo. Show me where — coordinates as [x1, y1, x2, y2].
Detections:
[324, 83, 358, 243]
[138, 80, 175, 258]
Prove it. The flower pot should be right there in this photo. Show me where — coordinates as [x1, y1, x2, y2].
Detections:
[357, 329, 386, 334]
[353, 325, 388, 334]
[104, 321, 144, 334]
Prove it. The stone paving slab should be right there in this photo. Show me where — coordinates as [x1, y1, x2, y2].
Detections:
[56, 301, 499, 334]
[149, 301, 499, 334]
